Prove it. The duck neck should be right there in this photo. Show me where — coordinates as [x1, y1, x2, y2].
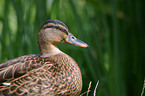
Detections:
[39, 43, 62, 57]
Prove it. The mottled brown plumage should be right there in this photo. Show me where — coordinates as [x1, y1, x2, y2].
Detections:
[0, 19, 88, 96]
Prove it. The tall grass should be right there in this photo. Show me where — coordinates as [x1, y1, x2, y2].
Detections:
[0, 0, 144, 96]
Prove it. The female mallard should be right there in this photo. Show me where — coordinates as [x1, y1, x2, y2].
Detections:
[0, 19, 88, 96]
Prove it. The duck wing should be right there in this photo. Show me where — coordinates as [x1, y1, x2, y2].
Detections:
[0, 54, 50, 84]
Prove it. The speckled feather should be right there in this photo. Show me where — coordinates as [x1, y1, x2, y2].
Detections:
[0, 53, 82, 96]
[0, 19, 87, 96]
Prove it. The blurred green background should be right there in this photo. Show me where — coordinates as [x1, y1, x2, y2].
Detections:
[0, 0, 144, 96]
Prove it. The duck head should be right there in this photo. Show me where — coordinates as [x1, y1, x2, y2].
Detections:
[38, 19, 88, 56]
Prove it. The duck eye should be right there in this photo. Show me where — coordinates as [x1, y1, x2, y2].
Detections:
[55, 26, 60, 29]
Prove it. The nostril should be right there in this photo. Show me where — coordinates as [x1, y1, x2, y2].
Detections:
[71, 36, 75, 39]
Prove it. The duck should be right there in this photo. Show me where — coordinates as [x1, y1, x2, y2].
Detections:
[0, 19, 88, 96]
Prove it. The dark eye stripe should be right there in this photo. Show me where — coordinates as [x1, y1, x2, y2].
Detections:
[59, 27, 68, 35]
[43, 25, 68, 35]
[43, 25, 54, 29]
[44, 20, 68, 30]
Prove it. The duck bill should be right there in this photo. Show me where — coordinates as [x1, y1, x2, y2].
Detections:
[65, 35, 88, 48]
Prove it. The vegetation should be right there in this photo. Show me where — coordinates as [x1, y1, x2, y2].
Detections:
[0, 0, 144, 96]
